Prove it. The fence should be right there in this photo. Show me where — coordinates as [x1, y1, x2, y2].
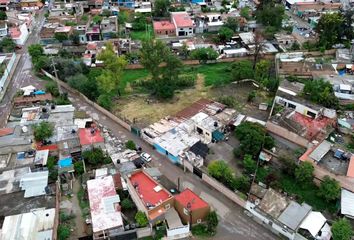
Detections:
[41, 70, 132, 131]
[52, 181, 61, 240]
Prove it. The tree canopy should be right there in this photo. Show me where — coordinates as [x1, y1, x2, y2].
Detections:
[316, 12, 345, 49]
[153, 0, 170, 17]
[208, 160, 234, 188]
[218, 27, 234, 43]
[256, 3, 284, 30]
[230, 60, 254, 81]
[0, 37, 16, 53]
[303, 79, 338, 108]
[294, 162, 314, 184]
[0, 11, 7, 20]
[33, 122, 54, 142]
[332, 218, 353, 240]
[190, 47, 218, 64]
[135, 211, 148, 227]
[318, 175, 340, 202]
[224, 17, 238, 32]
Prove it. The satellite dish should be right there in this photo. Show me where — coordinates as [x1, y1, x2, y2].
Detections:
[22, 126, 28, 133]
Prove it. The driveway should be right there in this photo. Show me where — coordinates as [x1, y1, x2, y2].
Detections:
[68, 95, 278, 240]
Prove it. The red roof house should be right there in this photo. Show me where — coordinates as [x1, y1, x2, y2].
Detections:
[153, 21, 176, 37]
[79, 128, 104, 150]
[174, 188, 210, 224]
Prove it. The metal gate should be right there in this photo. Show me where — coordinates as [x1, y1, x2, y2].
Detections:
[193, 166, 203, 178]
[131, 126, 141, 137]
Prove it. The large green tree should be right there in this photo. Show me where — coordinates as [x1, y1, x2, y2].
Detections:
[256, 4, 284, 29]
[255, 60, 271, 84]
[303, 79, 338, 108]
[294, 162, 314, 184]
[316, 12, 345, 49]
[218, 27, 234, 43]
[33, 122, 54, 142]
[190, 47, 218, 64]
[208, 160, 234, 188]
[0, 37, 16, 53]
[332, 218, 353, 240]
[153, 0, 170, 17]
[231, 60, 254, 81]
[224, 17, 238, 32]
[318, 175, 340, 202]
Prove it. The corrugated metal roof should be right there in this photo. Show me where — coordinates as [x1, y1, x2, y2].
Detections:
[341, 189, 354, 217]
[19, 171, 48, 198]
[309, 140, 331, 162]
[277, 201, 311, 230]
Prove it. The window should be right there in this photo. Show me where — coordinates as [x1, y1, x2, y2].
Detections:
[307, 111, 316, 119]
[197, 219, 202, 223]
[165, 204, 170, 210]
[288, 103, 296, 109]
[183, 208, 189, 215]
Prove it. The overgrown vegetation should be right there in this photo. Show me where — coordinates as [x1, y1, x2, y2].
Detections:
[135, 211, 148, 227]
[33, 121, 54, 142]
[191, 211, 219, 237]
[303, 79, 338, 108]
[82, 148, 112, 168]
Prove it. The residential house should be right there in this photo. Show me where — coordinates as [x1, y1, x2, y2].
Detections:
[20, 0, 43, 11]
[246, 184, 332, 240]
[101, 16, 118, 39]
[86, 25, 101, 41]
[171, 12, 195, 37]
[87, 175, 124, 239]
[9, 23, 29, 45]
[0, 21, 7, 38]
[116, 0, 135, 8]
[274, 33, 298, 50]
[127, 170, 174, 223]
[78, 126, 105, 151]
[191, 112, 222, 144]
[54, 26, 73, 39]
[87, 0, 103, 9]
[153, 21, 176, 37]
[0, 0, 9, 11]
[195, 13, 223, 33]
[174, 188, 210, 224]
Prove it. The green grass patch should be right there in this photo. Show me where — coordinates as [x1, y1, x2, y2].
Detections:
[280, 174, 337, 213]
[184, 62, 233, 86]
[120, 68, 149, 93]
[130, 25, 154, 41]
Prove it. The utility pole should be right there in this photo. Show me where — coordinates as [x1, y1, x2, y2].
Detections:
[50, 57, 62, 94]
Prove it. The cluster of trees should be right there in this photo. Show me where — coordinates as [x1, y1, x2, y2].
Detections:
[316, 11, 354, 49]
[208, 160, 250, 192]
[28, 44, 50, 71]
[303, 79, 338, 108]
[256, 0, 285, 36]
[234, 122, 274, 157]
[332, 218, 353, 240]
[230, 60, 279, 92]
[0, 37, 16, 53]
[190, 47, 219, 64]
[82, 148, 112, 167]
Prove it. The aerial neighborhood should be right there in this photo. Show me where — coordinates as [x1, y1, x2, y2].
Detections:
[0, 0, 354, 239]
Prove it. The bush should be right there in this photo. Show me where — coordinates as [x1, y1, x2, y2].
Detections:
[175, 74, 196, 88]
[295, 162, 314, 185]
[218, 96, 237, 108]
[208, 160, 235, 189]
[206, 211, 218, 234]
[243, 154, 257, 174]
[57, 225, 71, 240]
[247, 90, 256, 102]
[97, 94, 113, 110]
[135, 211, 148, 227]
[233, 175, 250, 192]
[318, 175, 340, 202]
[121, 198, 134, 210]
[74, 161, 84, 176]
[125, 140, 136, 150]
[33, 121, 54, 142]
[332, 218, 353, 240]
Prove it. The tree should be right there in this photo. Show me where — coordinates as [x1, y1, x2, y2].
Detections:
[231, 60, 254, 81]
[153, 0, 170, 17]
[256, 4, 284, 30]
[224, 17, 238, 32]
[240, 7, 251, 20]
[68, 73, 99, 101]
[190, 47, 218, 64]
[139, 39, 167, 81]
[45, 82, 60, 97]
[243, 154, 257, 173]
[33, 55, 50, 72]
[82, 148, 110, 166]
[92, 15, 102, 24]
[0, 10, 7, 20]
[97, 93, 113, 110]
[206, 211, 218, 233]
[218, 27, 234, 43]
[332, 218, 353, 240]
[74, 161, 84, 175]
[132, 13, 146, 31]
[54, 32, 68, 42]
[162, 50, 183, 82]
[318, 176, 340, 202]
[234, 122, 273, 157]
[0, 37, 16, 53]
[303, 79, 338, 108]
[70, 32, 80, 45]
[125, 140, 136, 150]
[316, 12, 345, 49]
[135, 211, 148, 227]
[33, 122, 54, 142]
[180, 42, 189, 60]
[294, 162, 314, 184]
[252, 31, 265, 69]
[121, 198, 134, 210]
[254, 60, 271, 84]
[28, 44, 44, 61]
[208, 160, 234, 188]
[97, 42, 127, 96]
[233, 175, 250, 192]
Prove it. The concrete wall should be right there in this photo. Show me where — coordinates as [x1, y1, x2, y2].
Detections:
[275, 96, 319, 118]
[166, 224, 190, 238]
[148, 197, 175, 222]
[0, 53, 17, 91]
[266, 121, 309, 148]
[136, 227, 152, 238]
[201, 173, 246, 208]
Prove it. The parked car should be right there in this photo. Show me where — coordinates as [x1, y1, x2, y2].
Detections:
[140, 152, 152, 162]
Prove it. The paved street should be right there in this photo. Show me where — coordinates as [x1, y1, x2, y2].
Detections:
[69, 95, 278, 240]
[0, 9, 46, 127]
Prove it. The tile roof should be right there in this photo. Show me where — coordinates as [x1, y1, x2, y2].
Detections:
[153, 21, 175, 31]
[171, 12, 194, 28]
[347, 155, 354, 178]
[175, 188, 209, 211]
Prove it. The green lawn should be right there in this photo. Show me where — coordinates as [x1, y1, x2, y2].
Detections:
[280, 174, 337, 213]
[184, 62, 233, 86]
[120, 68, 149, 92]
[130, 24, 154, 41]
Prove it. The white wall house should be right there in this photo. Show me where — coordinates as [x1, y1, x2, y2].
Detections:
[9, 23, 29, 45]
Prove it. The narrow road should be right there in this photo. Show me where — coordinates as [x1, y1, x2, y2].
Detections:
[0, 9, 46, 127]
[69, 95, 278, 240]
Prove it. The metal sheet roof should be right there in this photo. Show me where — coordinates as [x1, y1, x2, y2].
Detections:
[277, 201, 311, 230]
[341, 189, 354, 217]
[19, 171, 48, 198]
[309, 140, 331, 162]
[300, 211, 326, 237]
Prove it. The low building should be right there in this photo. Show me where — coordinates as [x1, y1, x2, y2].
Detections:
[174, 188, 210, 225]
[0, 21, 7, 37]
[20, 0, 43, 11]
[274, 33, 297, 50]
[9, 23, 29, 45]
[78, 126, 104, 151]
[0, 208, 56, 240]
[127, 170, 174, 223]
[171, 12, 195, 37]
[165, 208, 190, 239]
[87, 175, 124, 239]
[153, 21, 176, 37]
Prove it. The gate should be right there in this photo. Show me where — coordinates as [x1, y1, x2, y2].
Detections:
[193, 166, 203, 178]
[131, 126, 141, 137]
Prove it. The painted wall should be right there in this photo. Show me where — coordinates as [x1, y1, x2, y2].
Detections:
[174, 199, 210, 224]
[275, 96, 320, 119]
[153, 143, 180, 163]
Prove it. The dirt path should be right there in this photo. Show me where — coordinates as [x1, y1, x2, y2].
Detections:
[69, 180, 87, 239]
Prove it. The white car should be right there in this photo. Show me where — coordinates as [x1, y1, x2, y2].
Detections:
[140, 152, 152, 162]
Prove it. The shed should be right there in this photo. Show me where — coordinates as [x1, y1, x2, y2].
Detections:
[19, 170, 49, 198]
[341, 189, 354, 218]
[300, 211, 327, 238]
[277, 201, 311, 231]
[309, 140, 331, 162]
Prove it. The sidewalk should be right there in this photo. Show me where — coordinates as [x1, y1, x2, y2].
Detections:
[0, 53, 22, 102]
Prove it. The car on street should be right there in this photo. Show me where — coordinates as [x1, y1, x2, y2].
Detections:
[140, 152, 152, 162]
